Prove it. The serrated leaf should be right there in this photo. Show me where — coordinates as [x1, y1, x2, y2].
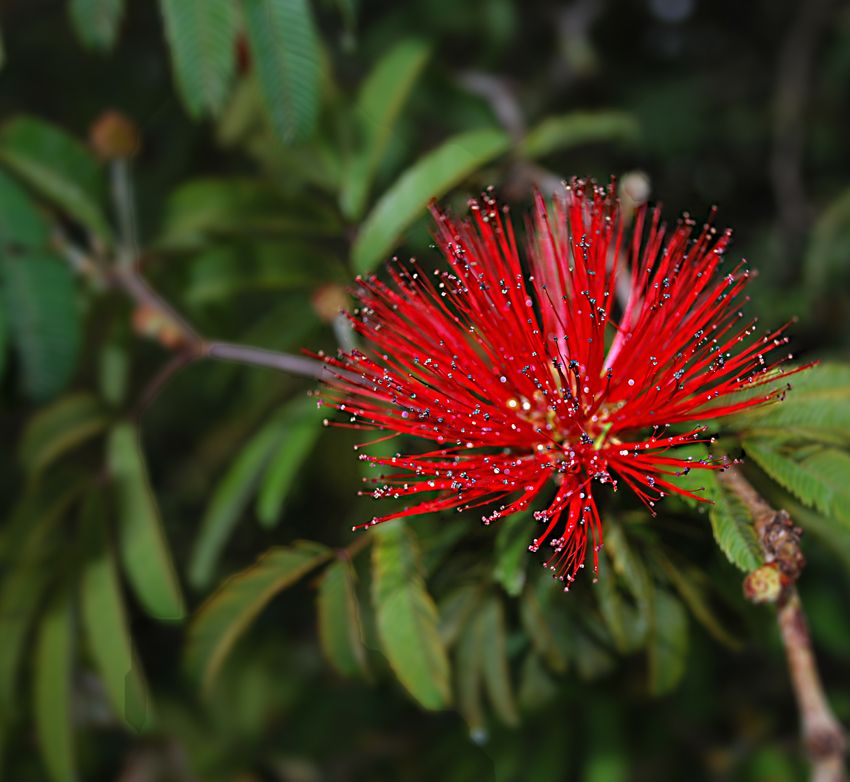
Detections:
[372, 523, 451, 710]
[19, 392, 109, 476]
[317, 558, 368, 678]
[159, 0, 237, 117]
[724, 363, 850, 444]
[520, 110, 639, 159]
[0, 115, 109, 238]
[79, 491, 151, 731]
[647, 589, 688, 696]
[745, 439, 850, 529]
[352, 128, 511, 274]
[341, 39, 431, 219]
[186, 541, 331, 692]
[709, 479, 763, 572]
[242, 0, 321, 144]
[69, 0, 125, 51]
[108, 424, 185, 620]
[478, 596, 518, 726]
[189, 412, 292, 589]
[492, 513, 530, 596]
[672, 443, 762, 572]
[0, 251, 81, 401]
[34, 590, 75, 782]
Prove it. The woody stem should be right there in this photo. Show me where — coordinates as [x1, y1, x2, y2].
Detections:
[718, 466, 847, 782]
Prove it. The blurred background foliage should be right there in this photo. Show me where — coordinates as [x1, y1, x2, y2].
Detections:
[1, 0, 850, 780]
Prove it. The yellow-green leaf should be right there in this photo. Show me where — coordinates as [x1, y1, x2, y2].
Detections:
[186, 541, 331, 692]
[34, 590, 75, 782]
[19, 392, 108, 477]
[352, 128, 511, 274]
[520, 110, 639, 159]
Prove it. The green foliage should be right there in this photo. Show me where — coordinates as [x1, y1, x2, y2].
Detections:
[108, 424, 185, 620]
[159, 0, 237, 118]
[352, 128, 512, 273]
[0, 115, 110, 239]
[68, 0, 125, 51]
[242, 0, 321, 144]
[372, 524, 451, 710]
[34, 590, 75, 782]
[341, 39, 431, 219]
[19, 392, 108, 477]
[186, 541, 331, 692]
[745, 439, 850, 528]
[79, 492, 151, 731]
[1, 251, 81, 401]
[520, 110, 640, 159]
[317, 557, 369, 678]
[3, 4, 850, 779]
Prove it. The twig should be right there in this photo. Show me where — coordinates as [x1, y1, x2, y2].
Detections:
[718, 466, 847, 782]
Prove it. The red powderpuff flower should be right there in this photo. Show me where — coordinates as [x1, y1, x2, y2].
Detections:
[316, 179, 808, 590]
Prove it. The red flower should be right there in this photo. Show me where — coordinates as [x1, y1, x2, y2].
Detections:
[317, 180, 807, 589]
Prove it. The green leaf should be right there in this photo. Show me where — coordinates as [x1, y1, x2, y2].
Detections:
[477, 596, 519, 726]
[0, 251, 81, 401]
[371, 524, 451, 710]
[0, 115, 110, 238]
[438, 582, 484, 648]
[653, 551, 740, 650]
[594, 548, 646, 654]
[242, 0, 321, 144]
[157, 177, 340, 251]
[186, 541, 331, 692]
[724, 363, 850, 445]
[351, 128, 511, 274]
[673, 443, 762, 572]
[518, 651, 559, 713]
[454, 596, 486, 740]
[340, 39, 431, 219]
[189, 412, 293, 588]
[603, 522, 653, 615]
[317, 558, 368, 678]
[745, 439, 850, 529]
[709, 478, 763, 572]
[492, 513, 530, 596]
[186, 243, 342, 305]
[79, 492, 151, 731]
[0, 168, 50, 248]
[520, 110, 640, 159]
[108, 424, 185, 620]
[34, 590, 76, 782]
[518, 584, 568, 673]
[159, 0, 237, 117]
[69, 0, 125, 51]
[19, 392, 109, 477]
[257, 398, 327, 527]
[647, 589, 688, 696]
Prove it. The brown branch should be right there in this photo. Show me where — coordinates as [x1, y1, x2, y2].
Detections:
[718, 466, 847, 782]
